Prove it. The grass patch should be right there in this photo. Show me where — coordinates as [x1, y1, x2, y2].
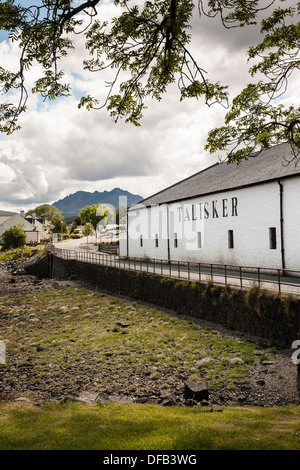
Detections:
[245, 283, 298, 318]
[0, 245, 47, 261]
[0, 401, 299, 450]
[0, 286, 275, 396]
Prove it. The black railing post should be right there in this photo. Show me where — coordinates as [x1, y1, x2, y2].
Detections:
[278, 269, 281, 293]
[225, 265, 227, 285]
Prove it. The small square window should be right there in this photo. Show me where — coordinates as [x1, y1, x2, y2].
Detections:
[228, 230, 234, 249]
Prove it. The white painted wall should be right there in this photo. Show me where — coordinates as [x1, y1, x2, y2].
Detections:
[25, 230, 41, 244]
[281, 176, 300, 271]
[120, 177, 300, 270]
[0, 214, 32, 237]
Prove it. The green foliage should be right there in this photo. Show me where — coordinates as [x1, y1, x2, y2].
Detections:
[80, 203, 115, 230]
[221, 285, 239, 304]
[0, 245, 42, 261]
[205, 3, 300, 162]
[82, 222, 94, 236]
[26, 204, 63, 222]
[160, 276, 176, 286]
[1, 224, 26, 250]
[245, 284, 298, 318]
[51, 217, 67, 234]
[69, 216, 81, 234]
[0, 0, 299, 160]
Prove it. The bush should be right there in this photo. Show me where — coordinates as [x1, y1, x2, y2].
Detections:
[1, 225, 26, 250]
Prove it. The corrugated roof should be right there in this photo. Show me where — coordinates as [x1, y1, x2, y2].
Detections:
[137, 143, 300, 207]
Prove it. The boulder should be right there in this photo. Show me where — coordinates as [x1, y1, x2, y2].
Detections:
[184, 381, 209, 401]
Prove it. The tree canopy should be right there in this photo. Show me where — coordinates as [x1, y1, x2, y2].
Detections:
[80, 203, 115, 230]
[0, 0, 299, 162]
[25, 204, 64, 222]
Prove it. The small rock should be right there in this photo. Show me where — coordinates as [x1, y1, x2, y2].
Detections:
[185, 398, 197, 407]
[196, 357, 213, 366]
[95, 392, 110, 404]
[238, 395, 246, 402]
[15, 397, 38, 405]
[257, 379, 266, 386]
[161, 397, 176, 407]
[201, 399, 210, 406]
[76, 391, 100, 405]
[184, 381, 209, 401]
[229, 357, 244, 364]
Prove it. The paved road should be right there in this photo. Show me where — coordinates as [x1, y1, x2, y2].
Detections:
[53, 236, 98, 251]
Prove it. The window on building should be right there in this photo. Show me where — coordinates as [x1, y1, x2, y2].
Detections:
[269, 227, 277, 249]
[174, 233, 178, 248]
[140, 235, 143, 247]
[228, 230, 234, 249]
[197, 232, 202, 248]
[155, 234, 158, 247]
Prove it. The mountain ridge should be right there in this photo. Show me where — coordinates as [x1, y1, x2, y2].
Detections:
[52, 187, 143, 218]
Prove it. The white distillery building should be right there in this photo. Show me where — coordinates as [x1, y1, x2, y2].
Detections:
[120, 143, 300, 271]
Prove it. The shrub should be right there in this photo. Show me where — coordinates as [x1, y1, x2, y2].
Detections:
[1, 225, 26, 250]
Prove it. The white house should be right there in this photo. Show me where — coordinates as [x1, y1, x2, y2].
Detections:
[0, 210, 45, 245]
[23, 212, 46, 242]
[120, 143, 300, 271]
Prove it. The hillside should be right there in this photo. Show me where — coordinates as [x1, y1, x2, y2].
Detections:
[52, 188, 143, 218]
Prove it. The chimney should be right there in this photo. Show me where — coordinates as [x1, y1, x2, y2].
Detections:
[20, 210, 25, 218]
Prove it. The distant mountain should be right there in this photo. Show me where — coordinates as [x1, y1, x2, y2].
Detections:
[52, 188, 143, 218]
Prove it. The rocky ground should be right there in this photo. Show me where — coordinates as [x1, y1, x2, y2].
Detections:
[0, 258, 300, 408]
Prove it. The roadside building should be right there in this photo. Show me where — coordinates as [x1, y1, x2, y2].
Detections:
[0, 210, 45, 245]
[120, 143, 300, 271]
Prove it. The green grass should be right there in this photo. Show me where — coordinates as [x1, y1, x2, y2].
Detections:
[0, 245, 46, 261]
[0, 401, 299, 450]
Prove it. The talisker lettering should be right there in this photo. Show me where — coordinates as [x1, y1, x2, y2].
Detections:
[177, 197, 238, 222]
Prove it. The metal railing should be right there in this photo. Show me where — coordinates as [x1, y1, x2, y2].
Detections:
[49, 245, 300, 296]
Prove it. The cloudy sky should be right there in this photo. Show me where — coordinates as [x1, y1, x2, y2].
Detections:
[0, 0, 298, 212]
